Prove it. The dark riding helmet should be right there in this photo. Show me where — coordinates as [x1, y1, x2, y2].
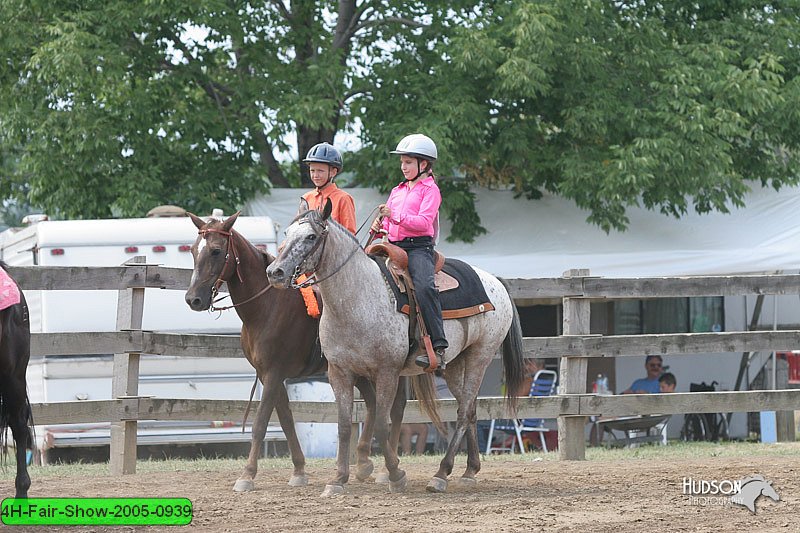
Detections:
[303, 142, 343, 170]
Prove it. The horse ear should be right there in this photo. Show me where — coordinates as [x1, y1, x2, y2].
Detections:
[222, 211, 241, 232]
[298, 197, 310, 214]
[321, 198, 332, 221]
[187, 212, 206, 230]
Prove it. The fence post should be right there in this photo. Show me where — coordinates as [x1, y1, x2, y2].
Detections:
[110, 256, 146, 476]
[558, 268, 590, 460]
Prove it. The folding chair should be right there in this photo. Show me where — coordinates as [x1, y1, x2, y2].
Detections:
[486, 370, 558, 453]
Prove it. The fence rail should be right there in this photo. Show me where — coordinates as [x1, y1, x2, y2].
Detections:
[13, 266, 800, 297]
[30, 390, 799, 426]
[31, 329, 800, 360]
[524, 330, 800, 358]
[9, 263, 800, 471]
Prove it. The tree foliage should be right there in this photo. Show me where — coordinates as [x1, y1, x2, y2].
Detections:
[354, 0, 800, 236]
[2, 1, 799, 240]
[0, 0, 447, 218]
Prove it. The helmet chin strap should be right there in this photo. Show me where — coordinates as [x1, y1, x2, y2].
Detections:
[405, 158, 428, 181]
[315, 168, 334, 190]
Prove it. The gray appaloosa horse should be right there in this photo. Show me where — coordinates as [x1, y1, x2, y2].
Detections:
[267, 201, 525, 496]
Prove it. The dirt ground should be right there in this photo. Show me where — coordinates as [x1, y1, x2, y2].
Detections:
[3, 452, 798, 532]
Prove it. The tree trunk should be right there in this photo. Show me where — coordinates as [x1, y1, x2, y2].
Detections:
[292, 0, 356, 188]
[255, 131, 290, 188]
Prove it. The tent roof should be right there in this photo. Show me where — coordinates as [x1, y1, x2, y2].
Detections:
[246, 185, 800, 278]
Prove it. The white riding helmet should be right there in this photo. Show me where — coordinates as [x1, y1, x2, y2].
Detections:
[390, 134, 437, 161]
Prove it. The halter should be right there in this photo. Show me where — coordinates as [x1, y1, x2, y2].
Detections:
[287, 217, 361, 289]
[198, 227, 272, 311]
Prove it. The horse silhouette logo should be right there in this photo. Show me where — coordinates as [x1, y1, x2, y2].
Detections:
[729, 475, 780, 514]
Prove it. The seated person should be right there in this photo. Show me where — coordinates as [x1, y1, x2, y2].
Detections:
[593, 369, 677, 446]
[400, 423, 429, 455]
[621, 355, 664, 394]
[659, 372, 677, 393]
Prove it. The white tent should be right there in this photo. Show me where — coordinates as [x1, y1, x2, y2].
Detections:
[247, 185, 800, 439]
[246, 185, 800, 278]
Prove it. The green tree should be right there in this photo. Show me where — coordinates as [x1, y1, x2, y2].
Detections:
[355, 0, 800, 237]
[0, 1, 451, 219]
[0, 147, 40, 229]
[4, 1, 800, 242]
[347, 3, 491, 241]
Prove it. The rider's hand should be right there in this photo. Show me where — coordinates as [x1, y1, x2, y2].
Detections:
[371, 217, 383, 233]
[378, 204, 391, 218]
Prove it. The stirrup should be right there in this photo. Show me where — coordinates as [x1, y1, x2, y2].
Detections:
[415, 348, 445, 371]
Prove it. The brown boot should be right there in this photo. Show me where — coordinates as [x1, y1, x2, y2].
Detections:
[415, 347, 446, 371]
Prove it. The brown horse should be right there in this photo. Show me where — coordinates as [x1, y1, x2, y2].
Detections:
[184, 212, 405, 491]
[0, 261, 33, 498]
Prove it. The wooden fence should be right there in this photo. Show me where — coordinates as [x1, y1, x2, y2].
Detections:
[10, 261, 800, 474]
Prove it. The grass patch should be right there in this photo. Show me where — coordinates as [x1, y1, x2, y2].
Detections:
[3, 441, 799, 480]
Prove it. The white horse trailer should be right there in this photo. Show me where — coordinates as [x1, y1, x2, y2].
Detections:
[0, 211, 286, 460]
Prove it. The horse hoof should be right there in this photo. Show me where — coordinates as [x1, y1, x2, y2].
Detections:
[355, 462, 375, 482]
[288, 475, 309, 487]
[426, 477, 448, 493]
[389, 472, 408, 493]
[321, 484, 346, 497]
[457, 477, 478, 487]
[374, 471, 390, 484]
[233, 479, 255, 492]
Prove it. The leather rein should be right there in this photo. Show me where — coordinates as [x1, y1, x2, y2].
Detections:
[198, 227, 272, 312]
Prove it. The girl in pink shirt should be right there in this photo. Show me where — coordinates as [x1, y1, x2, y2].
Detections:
[371, 134, 447, 371]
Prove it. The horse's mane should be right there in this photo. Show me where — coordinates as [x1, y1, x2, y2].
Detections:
[229, 229, 276, 267]
[0, 260, 8, 270]
[201, 216, 277, 267]
[290, 209, 308, 225]
[328, 218, 362, 247]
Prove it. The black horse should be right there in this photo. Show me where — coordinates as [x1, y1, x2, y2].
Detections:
[0, 260, 33, 498]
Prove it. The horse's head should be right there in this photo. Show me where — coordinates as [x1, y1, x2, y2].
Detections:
[184, 211, 241, 311]
[732, 475, 781, 514]
[761, 481, 780, 502]
[267, 199, 331, 289]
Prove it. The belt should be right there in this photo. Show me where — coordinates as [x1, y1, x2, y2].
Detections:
[391, 236, 433, 245]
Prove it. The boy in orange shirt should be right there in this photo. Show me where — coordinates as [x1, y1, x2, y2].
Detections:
[301, 142, 356, 234]
[296, 143, 356, 317]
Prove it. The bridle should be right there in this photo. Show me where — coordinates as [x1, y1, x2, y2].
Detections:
[287, 216, 361, 289]
[197, 227, 272, 312]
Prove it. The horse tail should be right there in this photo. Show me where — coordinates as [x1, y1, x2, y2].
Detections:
[25, 396, 35, 457]
[0, 384, 30, 461]
[410, 374, 446, 436]
[499, 278, 525, 415]
[18, 396, 35, 459]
